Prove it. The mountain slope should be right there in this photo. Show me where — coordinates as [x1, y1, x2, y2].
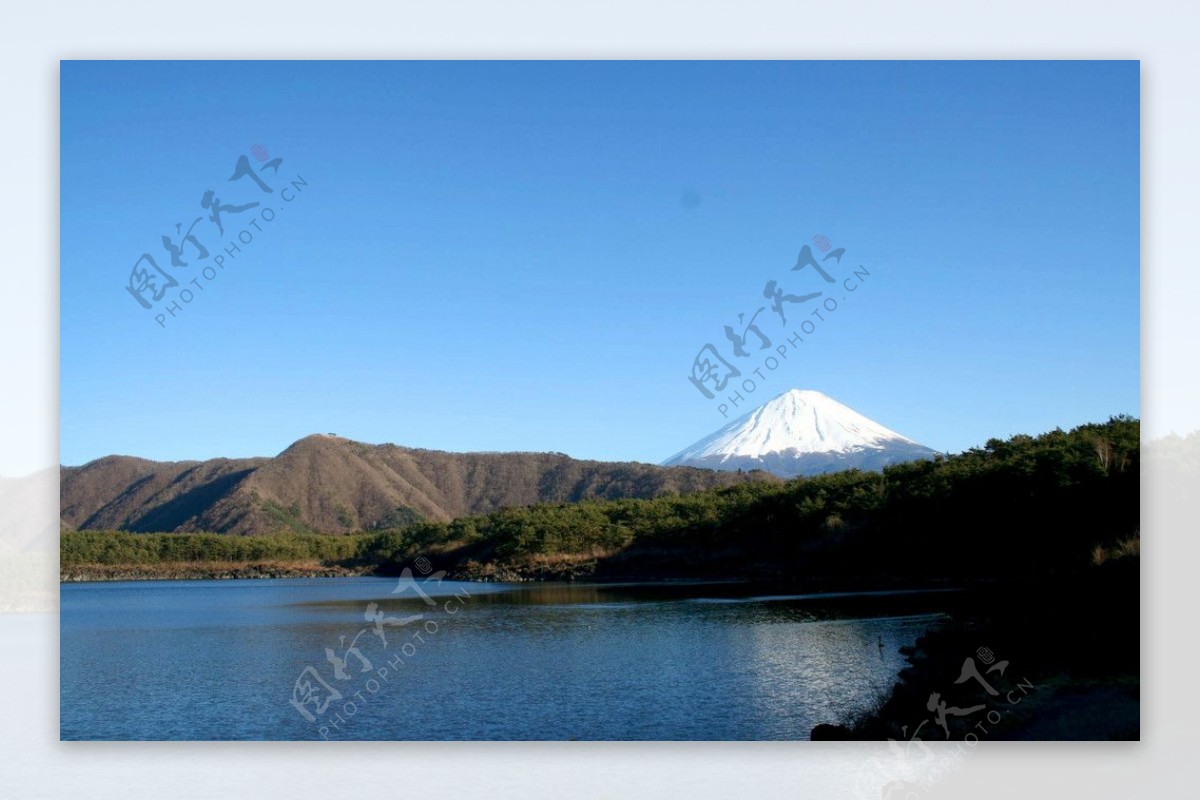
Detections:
[60, 435, 777, 535]
[664, 389, 937, 477]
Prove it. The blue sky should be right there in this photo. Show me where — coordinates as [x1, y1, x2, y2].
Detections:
[60, 61, 1139, 467]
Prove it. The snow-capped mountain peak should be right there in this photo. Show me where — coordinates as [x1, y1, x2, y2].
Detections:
[664, 389, 936, 478]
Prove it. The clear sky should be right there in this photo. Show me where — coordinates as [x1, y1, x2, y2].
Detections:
[61, 60, 1140, 467]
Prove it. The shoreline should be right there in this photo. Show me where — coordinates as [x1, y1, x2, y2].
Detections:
[59, 560, 969, 598]
[60, 561, 374, 583]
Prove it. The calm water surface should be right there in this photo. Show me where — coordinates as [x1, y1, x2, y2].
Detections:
[60, 577, 953, 740]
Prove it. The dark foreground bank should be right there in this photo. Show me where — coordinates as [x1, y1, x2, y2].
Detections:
[811, 553, 1140, 742]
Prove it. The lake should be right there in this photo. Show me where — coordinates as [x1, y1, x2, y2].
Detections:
[60, 576, 954, 740]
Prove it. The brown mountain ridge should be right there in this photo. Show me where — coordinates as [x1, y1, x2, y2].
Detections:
[60, 434, 777, 535]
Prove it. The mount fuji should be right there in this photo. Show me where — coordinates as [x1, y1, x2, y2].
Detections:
[664, 389, 938, 478]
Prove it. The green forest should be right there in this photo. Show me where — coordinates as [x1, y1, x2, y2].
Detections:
[62, 416, 1140, 584]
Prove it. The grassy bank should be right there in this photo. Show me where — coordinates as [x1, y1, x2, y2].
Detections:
[61, 559, 372, 582]
[62, 530, 367, 564]
[60, 530, 375, 581]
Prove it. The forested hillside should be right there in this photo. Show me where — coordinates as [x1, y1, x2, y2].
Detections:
[60, 434, 774, 535]
[63, 417, 1139, 584]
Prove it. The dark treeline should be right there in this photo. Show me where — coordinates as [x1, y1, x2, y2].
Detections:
[375, 415, 1139, 581]
[63, 416, 1139, 584]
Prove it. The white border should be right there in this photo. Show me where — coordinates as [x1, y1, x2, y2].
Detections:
[3, 1, 1194, 797]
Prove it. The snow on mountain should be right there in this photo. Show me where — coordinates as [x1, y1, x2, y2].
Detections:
[664, 389, 937, 478]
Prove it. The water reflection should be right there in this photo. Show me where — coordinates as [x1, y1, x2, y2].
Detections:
[61, 577, 954, 740]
